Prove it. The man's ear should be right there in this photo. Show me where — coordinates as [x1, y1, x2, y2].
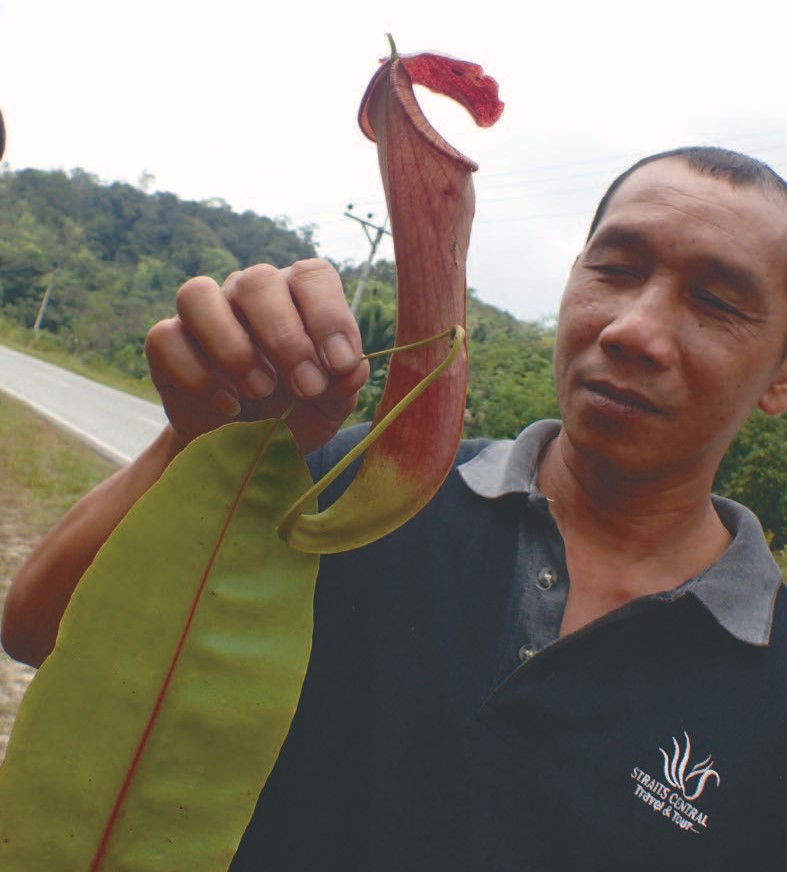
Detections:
[758, 357, 787, 416]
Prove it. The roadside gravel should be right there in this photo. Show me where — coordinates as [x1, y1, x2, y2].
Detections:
[0, 506, 36, 762]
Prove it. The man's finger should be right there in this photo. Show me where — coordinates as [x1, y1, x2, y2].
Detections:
[225, 262, 332, 400]
[286, 259, 365, 376]
[175, 275, 276, 401]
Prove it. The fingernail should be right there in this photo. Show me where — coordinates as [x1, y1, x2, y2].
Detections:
[323, 333, 358, 372]
[245, 367, 275, 400]
[292, 361, 328, 398]
[213, 389, 241, 418]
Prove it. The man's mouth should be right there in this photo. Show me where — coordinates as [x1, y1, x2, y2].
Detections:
[583, 380, 664, 415]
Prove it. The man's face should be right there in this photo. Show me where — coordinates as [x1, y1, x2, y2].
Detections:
[553, 158, 787, 481]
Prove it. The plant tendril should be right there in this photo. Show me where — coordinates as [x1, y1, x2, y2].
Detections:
[277, 324, 465, 538]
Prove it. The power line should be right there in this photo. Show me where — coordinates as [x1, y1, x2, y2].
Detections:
[291, 131, 787, 224]
[293, 131, 787, 254]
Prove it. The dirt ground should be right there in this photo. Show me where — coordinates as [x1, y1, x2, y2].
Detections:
[0, 506, 37, 763]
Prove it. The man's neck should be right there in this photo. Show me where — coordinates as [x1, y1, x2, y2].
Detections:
[537, 432, 732, 635]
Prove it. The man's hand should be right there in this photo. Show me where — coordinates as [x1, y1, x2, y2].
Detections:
[145, 259, 369, 454]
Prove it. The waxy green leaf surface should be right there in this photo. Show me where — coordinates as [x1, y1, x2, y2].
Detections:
[283, 48, 503, 553]
[0, 421, 317, 871]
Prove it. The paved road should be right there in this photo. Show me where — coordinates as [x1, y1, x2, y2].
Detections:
[0, 344, 167, 465]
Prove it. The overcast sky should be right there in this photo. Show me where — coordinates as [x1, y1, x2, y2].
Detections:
[2, 0, 786, 323]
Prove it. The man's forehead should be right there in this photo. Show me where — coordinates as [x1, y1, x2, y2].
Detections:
[597, 158, 787, 248]
[591, 158, 787, 301]
[608, 157, 786, 217]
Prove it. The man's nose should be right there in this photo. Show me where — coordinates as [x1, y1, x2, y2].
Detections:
[598, 281, 680, 370]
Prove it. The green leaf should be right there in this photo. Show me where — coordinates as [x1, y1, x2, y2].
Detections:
[0, 419, 318, 871]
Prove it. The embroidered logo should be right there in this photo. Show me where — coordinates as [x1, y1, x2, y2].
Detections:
[630, 731, 720, 834]
[659, 731, 720, 802]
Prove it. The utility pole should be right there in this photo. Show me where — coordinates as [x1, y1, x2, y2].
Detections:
[345, 205, 391, 317]
[33, 274, 56, 333]
[34, 216, 82, 333]
[34, 256, 65, 333]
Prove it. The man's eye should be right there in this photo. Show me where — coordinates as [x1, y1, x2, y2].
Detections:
[693, 290, 741, 318]
[590, 264, 639, 279]
[694, 292, 763, 328]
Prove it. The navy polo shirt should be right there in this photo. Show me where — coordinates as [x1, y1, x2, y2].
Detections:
[231, 421, 787, 871]
[459, 420, 782, 654]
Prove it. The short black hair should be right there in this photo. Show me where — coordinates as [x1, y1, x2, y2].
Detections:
[586, 146, 787, 241]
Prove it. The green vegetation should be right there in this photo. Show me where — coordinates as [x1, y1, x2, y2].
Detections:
[463, 293, 559, 437]
[0, 392, 116, 541]
[0, 167, 316, 380]
[0, 167, 783, 555]
[343, 266, 559, 433]
[714, 411, 787, 552]
[0, 393, 118, 761]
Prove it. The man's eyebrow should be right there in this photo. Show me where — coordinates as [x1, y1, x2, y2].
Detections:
[702, 257, 758, 297]
[586, 225, 760, 297]
[584, 226, 648, 254]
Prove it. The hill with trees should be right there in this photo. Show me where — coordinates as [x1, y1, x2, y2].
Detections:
[0, 167, 316, 376]
[0, 167, 783, 554]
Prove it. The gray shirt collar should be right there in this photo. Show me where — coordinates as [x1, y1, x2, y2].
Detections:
[458, 419, 783, 647]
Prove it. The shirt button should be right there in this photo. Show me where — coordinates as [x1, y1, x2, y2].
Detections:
[536, 566, 557, 591]
[518, 643, 536, 662]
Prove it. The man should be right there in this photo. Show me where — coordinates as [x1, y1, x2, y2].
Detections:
[3, 147, 787, 869]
